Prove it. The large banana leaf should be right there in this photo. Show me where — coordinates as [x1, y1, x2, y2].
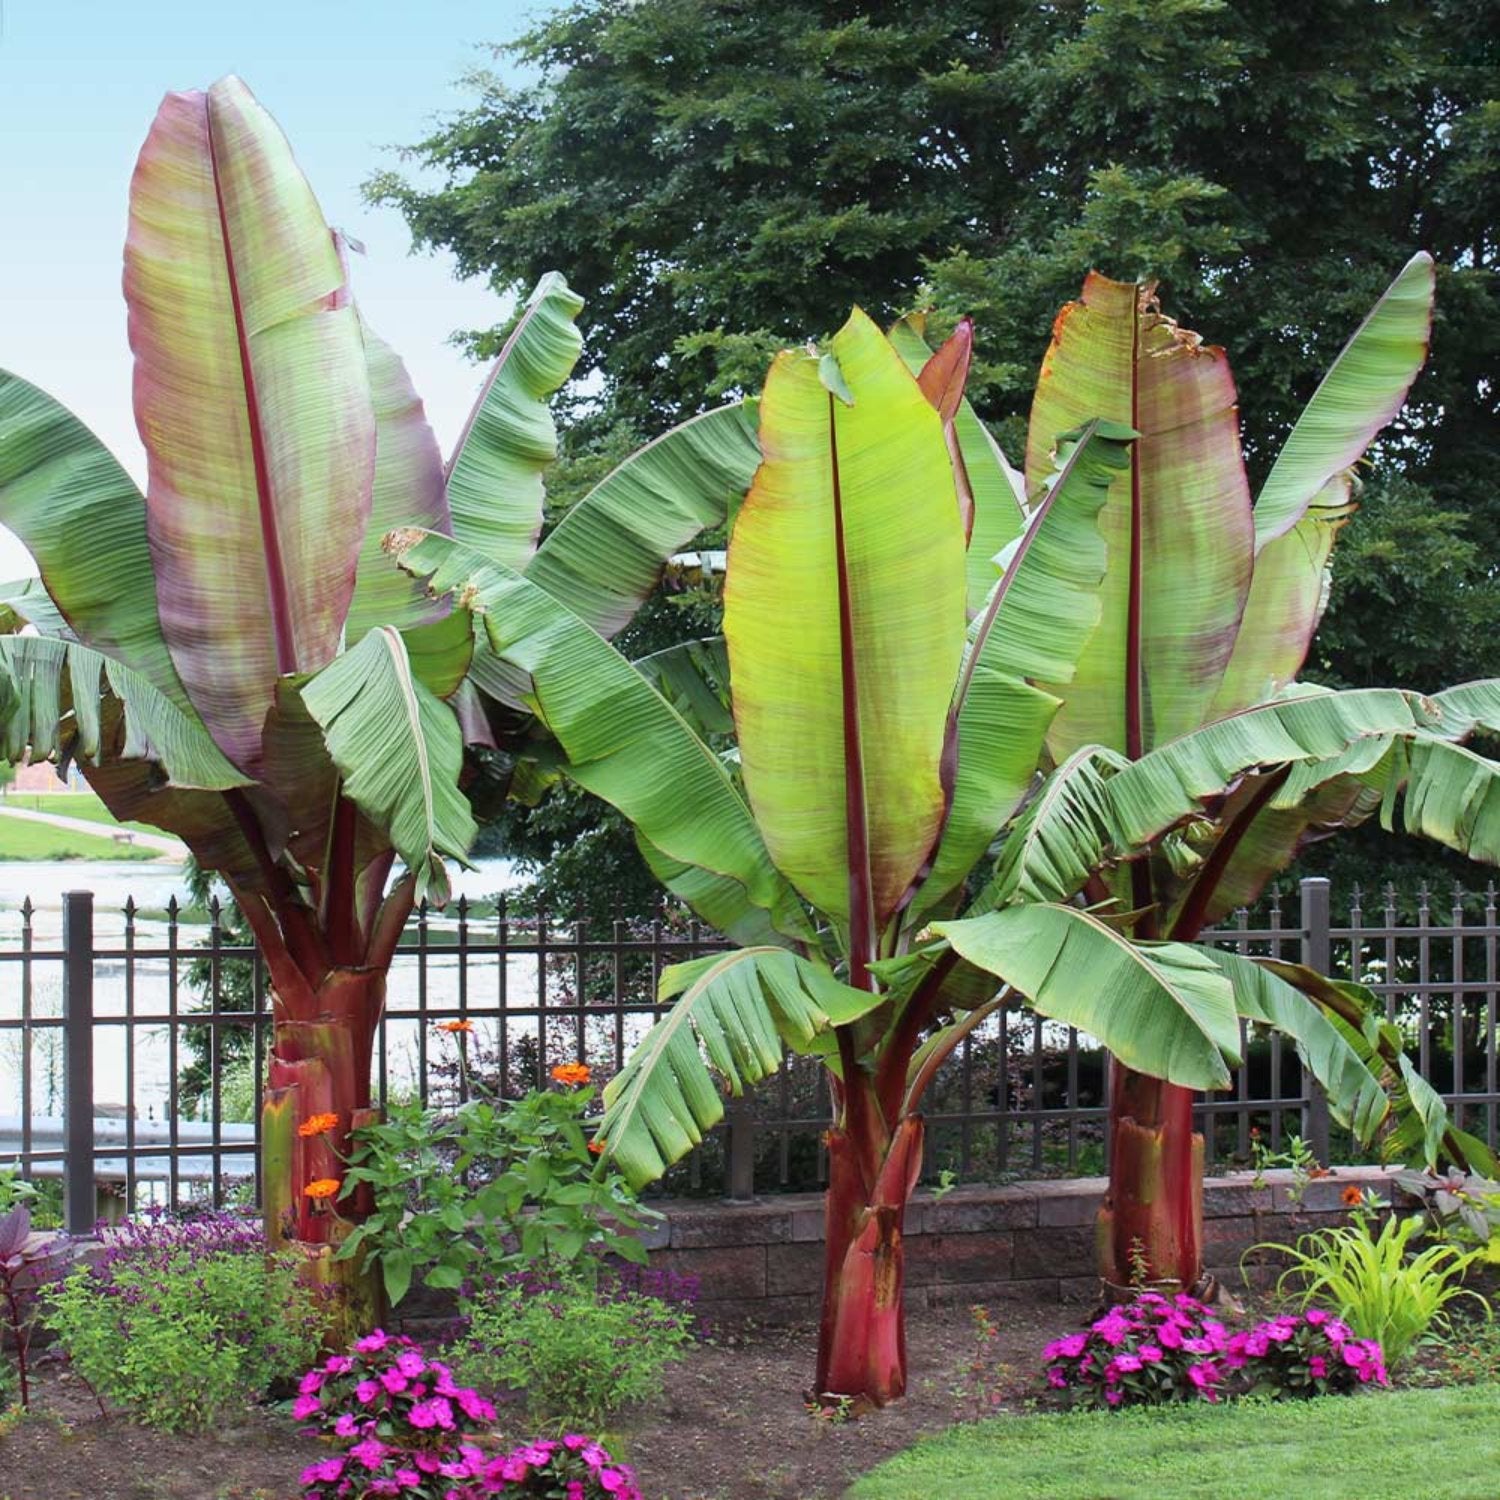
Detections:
[444, 272, 583, 570]
[887, 313, 1028, 615]
[636, 835, 813, 949]
[525, 402, 761, 640]
[1431, 679, 1500, 737]
[1208, 478, 1354, 718]
[909, 420, 1130, 921]
[345, 319, 451, 638]
[1251, 253, 1435, 548]
[0, 370, 190, 710]
[0, 634, 246, 789]
[0, 633, 268, 886]
[0, 577, 70, 639]
[631, 636, 734, 739]
[1388, 737, 1500, 860]
[597, 946, 884, 1187]
[933, 903, 1239, 1090]
[1201, 947, 1387, 1141]
[301, 627, 475, 904]
[1260, 960, 1499, 1177]
[1027, 274, 1254, 757]
[125, 77, 375, 770]
[390, 531, 802, 932]
[991, 687, 1500, 916]
[724, 309, 966, 940]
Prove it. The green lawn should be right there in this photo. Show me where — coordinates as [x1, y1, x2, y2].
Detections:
[847, 1387, 1500, 1500]
[1, 789, 158, 834]
[0, 812, 159, 861]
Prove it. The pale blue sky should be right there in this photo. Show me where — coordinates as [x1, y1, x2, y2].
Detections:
[0, 0, 538, 577]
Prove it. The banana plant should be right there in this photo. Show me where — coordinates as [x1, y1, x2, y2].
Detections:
[0, 76, 761, 1337]
[924, 255, 1500, 1294]
[387, 298, 1283, 1404]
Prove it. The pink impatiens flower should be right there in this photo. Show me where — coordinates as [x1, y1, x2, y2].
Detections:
[300, 1457, 345, 1485]
[351, 1437, 388, 1471]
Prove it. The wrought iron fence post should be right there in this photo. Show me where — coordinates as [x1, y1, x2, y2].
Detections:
[724, 1095, 755, 1203]
[1299, 878, 1333, 1164]
[62, 890, 95, 1235]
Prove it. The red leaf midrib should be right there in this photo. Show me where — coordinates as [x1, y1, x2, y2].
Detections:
[205, 94, 298, 677]
[829, 391, 876, 990]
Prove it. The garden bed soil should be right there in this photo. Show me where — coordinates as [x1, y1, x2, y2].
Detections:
[0, 1301, 1082, 1500]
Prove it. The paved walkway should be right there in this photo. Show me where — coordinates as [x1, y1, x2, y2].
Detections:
[0, 804, 186, 857]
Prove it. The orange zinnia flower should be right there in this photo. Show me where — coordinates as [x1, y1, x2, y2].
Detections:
[551, 1062, 592, 1087]
[304, 1178, 341, 1200]
[588, 1139, 605, 1155]
[297, 1112, 339, 1138]
[1341, 1184, 1364, 1208]
[437, 1019, 475, 1034]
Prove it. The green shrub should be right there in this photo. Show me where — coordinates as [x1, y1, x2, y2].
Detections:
[43, 1209, 321, 1430]
[451, 1275, 697, 1429]
[338, 1080, 652, 1306]
[1251, 1210, 1489, 1367]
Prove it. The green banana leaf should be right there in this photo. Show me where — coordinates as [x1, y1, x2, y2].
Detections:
[933, 903, 1240, 1091]
[597, 946, 883, 1187]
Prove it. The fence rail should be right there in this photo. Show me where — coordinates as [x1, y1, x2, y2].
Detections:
[1, 877, 1496, 1232]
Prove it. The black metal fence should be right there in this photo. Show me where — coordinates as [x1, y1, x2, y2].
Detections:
[1, 878, 1496, 1232]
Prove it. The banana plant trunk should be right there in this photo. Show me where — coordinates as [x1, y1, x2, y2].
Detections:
[1098, 1063, 1203, 1293]
[261, 967, 386, 1350]
[815, 1114, 925, 1407]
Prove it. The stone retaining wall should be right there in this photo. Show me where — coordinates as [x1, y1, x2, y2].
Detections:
[637, 1166, 1400, 1323]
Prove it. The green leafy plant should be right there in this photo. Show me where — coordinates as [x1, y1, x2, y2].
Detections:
[337, 1078, 651, 1306]
[0, 1167, 37, 1215]
[451, 1275, 696, 1430]
[1248, 1132, 1324, 1207]
[1250, 1211, 1490, 1367]
[44, 1210, 322, 1429]
[1394, 1167, 1500, 1260]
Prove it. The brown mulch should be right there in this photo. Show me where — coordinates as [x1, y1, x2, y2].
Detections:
[0, 1300, 1083, 1500]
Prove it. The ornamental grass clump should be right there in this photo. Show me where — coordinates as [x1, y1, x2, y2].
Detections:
[1253, 1211, 1489, 1367]
[43, 1206, 321, 1430]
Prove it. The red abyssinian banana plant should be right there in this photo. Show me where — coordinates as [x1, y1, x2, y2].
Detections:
[0, 77, 762, 1336]
[392, 301, 1184, 1404]
[932, 255, 1500, 1294]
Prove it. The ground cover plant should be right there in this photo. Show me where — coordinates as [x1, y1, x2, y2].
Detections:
[292, 1328, 643, 1500]
[1042, 1292, 1387, 1408]
[451, 1273, 697, 1431]
[42, 1207, 322, 1430]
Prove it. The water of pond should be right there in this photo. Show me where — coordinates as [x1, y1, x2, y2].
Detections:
[0, 857, 541, 1129]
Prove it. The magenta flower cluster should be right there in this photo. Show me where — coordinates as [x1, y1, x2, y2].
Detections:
[295, 1331, 640, 1500]
[1042, 1292, 1389, 1409]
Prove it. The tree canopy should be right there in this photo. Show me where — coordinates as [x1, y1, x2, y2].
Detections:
[373, 0, 1499, 904]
